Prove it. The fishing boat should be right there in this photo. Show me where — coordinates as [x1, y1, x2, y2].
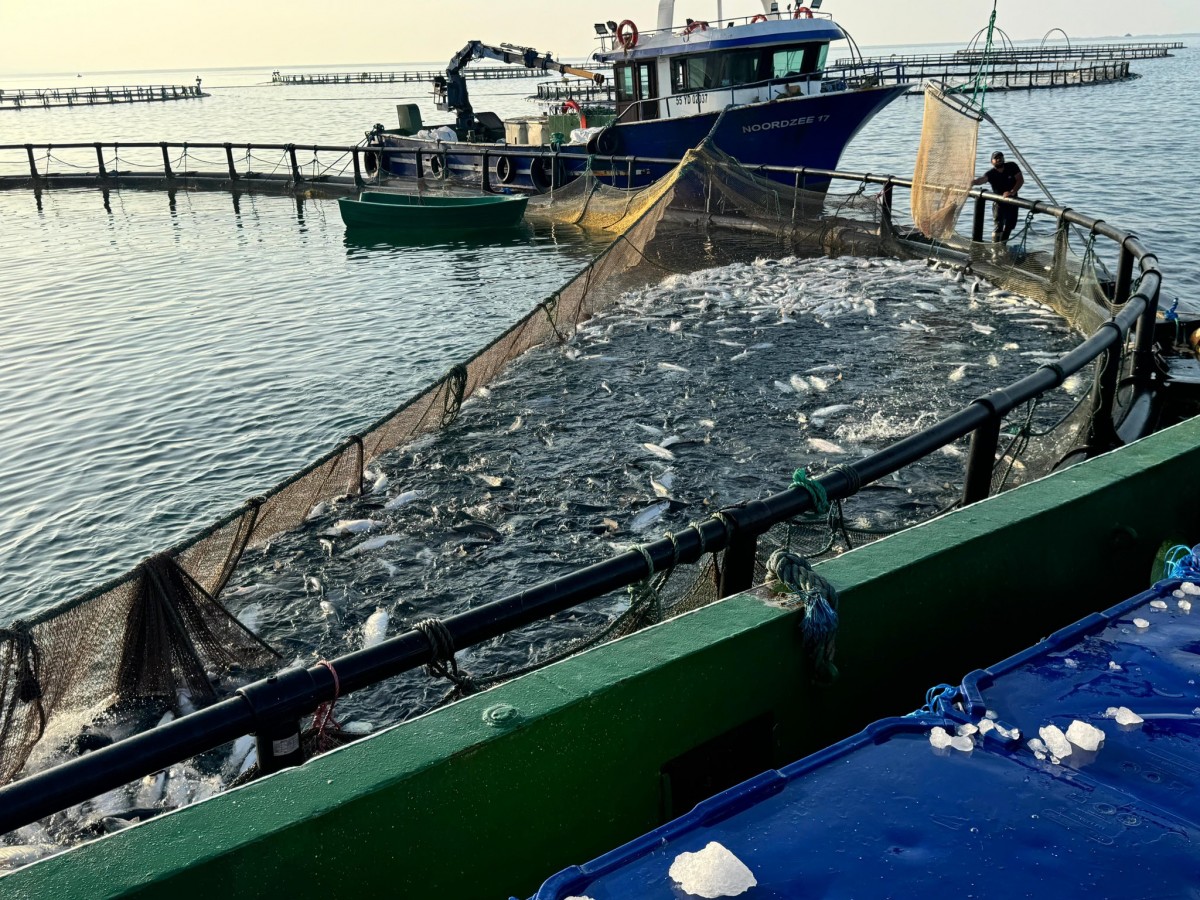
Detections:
[337, 191, 529, 230]
[368, 1, 911, 192]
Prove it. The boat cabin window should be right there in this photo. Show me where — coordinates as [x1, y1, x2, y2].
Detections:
[670, 42, 829, 94]
[771, 43, 828, 78]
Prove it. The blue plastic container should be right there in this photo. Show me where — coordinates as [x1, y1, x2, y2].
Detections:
[529, 580, 1200, 898]
[954, 578, 1200, 831]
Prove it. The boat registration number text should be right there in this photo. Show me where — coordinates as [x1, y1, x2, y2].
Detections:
[743, 115, 830, 133]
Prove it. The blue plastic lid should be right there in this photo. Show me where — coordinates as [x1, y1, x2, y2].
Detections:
[531, 711, 1200, 898]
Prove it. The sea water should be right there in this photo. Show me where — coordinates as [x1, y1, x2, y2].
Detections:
[0, 44, 1195, 661]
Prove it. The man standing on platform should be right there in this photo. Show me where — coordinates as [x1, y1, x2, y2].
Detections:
[973, 151, 1025, 244]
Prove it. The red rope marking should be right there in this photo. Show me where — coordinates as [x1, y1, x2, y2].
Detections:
[312, 660, 343, 751]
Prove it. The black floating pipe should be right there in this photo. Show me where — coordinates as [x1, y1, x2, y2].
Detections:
[224, 143, 239, 182]
[160, 142, 173, 179]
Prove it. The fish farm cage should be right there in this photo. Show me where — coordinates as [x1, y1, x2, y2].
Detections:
[0, 130, 1169, 851]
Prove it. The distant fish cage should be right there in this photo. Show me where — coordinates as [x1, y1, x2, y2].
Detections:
[833, 59, 1134, 94]
[0, 84, 207, 111]
[270, 67, 543, 85]
[838, 39, 1184, 68]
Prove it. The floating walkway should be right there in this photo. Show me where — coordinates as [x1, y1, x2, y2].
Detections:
[840, 40, 1184, 68]
[0, 84, 207, 111]
[846, 59, 1134, 93]
[270, 67, 542, 85]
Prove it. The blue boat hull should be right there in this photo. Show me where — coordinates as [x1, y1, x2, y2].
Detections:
[379, 83, 910, 193]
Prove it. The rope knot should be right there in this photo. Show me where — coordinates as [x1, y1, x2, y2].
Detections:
[414, 618, 477, 696]
[766, 550, 839, 685]
[790, 468, 831, 516]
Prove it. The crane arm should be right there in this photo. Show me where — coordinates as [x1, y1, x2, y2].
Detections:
[435, 39, 606, 137]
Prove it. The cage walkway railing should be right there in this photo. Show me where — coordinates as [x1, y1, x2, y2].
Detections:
[0, 161, 1162, 835]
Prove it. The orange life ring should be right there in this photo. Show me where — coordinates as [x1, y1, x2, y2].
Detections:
[794, 6, 813, 18]
[683, 20, 709, 34]
[616, 19, 639, 49]
[563, 99, 587, 129]
[750, 13, 768, 22]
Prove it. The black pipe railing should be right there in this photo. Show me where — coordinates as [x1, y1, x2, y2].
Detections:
[0, 162, 1163, 836]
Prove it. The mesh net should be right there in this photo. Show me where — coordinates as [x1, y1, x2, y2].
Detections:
[911, 84, 981, 241]
[0, 130, 1127, 788]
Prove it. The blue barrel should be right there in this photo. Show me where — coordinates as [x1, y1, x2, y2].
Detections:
[527, 579, 1200, 898]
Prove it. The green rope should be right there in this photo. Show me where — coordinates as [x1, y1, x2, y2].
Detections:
[791, 469, 830, 516]
[969, 1, 1000, 113]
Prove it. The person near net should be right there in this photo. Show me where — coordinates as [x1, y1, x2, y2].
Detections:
[972, 151, 1025, 244]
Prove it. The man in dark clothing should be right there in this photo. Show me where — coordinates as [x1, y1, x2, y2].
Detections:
[973, 151, 1025, 243]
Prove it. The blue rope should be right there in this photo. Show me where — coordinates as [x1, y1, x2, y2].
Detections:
[1164, 543, 1200, 580]
[791, 469, 830, 516]
[907, 683, 958, 717]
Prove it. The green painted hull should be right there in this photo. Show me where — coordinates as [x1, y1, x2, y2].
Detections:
[337, 191, 529, 230]
[6, 418, 1200, 898]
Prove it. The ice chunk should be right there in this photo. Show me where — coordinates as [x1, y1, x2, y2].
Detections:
[1150, 599, 1168, 610]
[1181, 582, 1200, 595]
[1105, 706, 1144, 726]
[564, 896, 596, 900]
[1108, 661, 1123, 671]
[1063, 658, 1079, 669]
[669, 842, 757, 898]
[1181, 599, 1193, 612]
[1173, 589, 1186, 599]
[956, 723, 979, 737]
[1027, 737, 1048, 758]
[950, 735, 975, 752]
[929, 727, 953, 749]
[976, 719, 996, 735]
[1039, 725, 1073, 759]
[1133, 617, 1150, 629]
[992, 723, 1020, 742]
[1065, 720, 1105, 752]
[984, 709, 998, 720]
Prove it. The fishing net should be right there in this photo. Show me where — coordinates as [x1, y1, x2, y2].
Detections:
[0, 129, 1128, 790]
[911, 83, 981, 241]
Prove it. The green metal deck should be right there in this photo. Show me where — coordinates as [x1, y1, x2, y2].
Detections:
[6, 416, 1200, 899]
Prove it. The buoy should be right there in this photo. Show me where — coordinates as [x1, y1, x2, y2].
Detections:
[563, 99, 587, 129]
[616, 19, 639, 49]
[794, 6, 814, 18]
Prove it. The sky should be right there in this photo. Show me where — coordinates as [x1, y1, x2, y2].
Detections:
[0, 0, 1197, 74]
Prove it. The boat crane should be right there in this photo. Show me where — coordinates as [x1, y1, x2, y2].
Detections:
[434, 40, 606, 139]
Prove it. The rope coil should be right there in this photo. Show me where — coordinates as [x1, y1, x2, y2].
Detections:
[791, 468, 831, 515]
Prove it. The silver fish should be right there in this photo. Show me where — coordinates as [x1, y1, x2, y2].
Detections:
[630, 500, 671, 532]
[384, 490, 422, 510]
[325, 519, 383, 536]
[643, 442, 677, 461]
[807, 438, 845, 454]
[362, 607, 389, 648]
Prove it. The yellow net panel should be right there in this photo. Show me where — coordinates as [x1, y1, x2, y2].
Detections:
[911, 84, 982, 241]
[0, 138, 1121, 785]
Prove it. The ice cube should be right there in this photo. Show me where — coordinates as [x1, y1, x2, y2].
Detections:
[1133, 617, 1150, 629]
[929, 727, 952, 749]
[1065, 720, 1105, 752]
[1150, 599, 1168, 610]
[977, 719, 996, 735]
[669, 842, 757, 898]
[957, 723, 979, 737]
[950, 735, 975, 752]
[1108, 661, 1123, 671]
[1105, 706, 1144, 726]
[1039, 725, 1073, 759]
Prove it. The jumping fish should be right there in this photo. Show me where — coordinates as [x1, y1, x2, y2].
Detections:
[773, 380, 794, 394]
[477, 474, 505, 489]
[948, 365, 969, 383]
[789, 374, 811, 393]
[362, 607, 389, 648]
[808, 375, 831, 392]
[650, 471, 676, 498]
[658, 362, 689, 373]
[643, 442, 677, 461]
[508, 416, 524, 432]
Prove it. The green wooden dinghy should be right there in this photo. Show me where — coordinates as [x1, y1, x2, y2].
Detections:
[337, 191, 529, 230]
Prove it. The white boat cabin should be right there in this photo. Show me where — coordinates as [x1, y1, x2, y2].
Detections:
[594, 1, 847, 121]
